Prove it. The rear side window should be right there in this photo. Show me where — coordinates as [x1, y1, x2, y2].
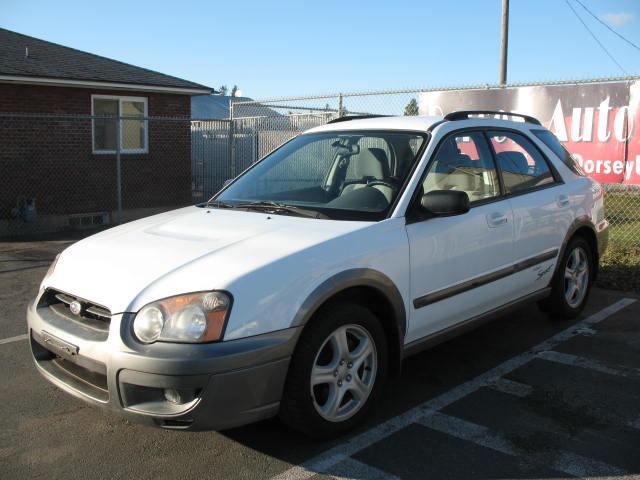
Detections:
[532, 129, 585, 176]
[487, 131, 555, 194]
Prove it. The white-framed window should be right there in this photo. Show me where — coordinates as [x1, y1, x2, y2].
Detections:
[92, 95, 148, 154]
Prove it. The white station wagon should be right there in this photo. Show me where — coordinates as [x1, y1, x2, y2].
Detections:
[28, 111, 608, 438]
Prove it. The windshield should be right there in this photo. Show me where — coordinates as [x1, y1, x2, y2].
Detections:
[214, 130, 427, 220]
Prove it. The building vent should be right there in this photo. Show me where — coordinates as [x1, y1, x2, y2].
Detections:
[68, 212, 110, 229]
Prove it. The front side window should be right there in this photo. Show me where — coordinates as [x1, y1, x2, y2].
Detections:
[92, 96, 148, 154]
[422, 132, 501, 203]
[216, 130, 427, 220]
[488, 131, 554, 194]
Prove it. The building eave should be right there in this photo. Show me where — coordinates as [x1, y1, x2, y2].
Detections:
[0, 74, 212, 95]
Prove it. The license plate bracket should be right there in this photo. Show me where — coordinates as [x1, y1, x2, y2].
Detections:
[41, 331, 79, 360]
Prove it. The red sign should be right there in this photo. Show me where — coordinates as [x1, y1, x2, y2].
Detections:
[419, 80, 639, 184]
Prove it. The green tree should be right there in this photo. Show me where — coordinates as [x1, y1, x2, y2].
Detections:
[231, 85, 239, 97]
[404, 98, 419, 116]
[218, 85, 228, 96]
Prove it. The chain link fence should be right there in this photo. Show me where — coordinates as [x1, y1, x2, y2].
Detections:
[601, 184, 640, 245]
[1, 82, 639, 250]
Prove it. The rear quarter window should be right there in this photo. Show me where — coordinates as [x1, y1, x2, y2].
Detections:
[532, 129, 585, 176]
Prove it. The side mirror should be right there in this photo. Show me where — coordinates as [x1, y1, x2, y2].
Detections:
[420, 190, 470, 216]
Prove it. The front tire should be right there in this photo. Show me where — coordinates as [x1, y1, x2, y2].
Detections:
[279, 302, 388, 439]
[538, 236, 593, 319]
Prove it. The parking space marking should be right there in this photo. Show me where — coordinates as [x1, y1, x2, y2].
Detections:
[419, 412, 517, 454]
[271, 298, 636, 480]
[488, 378, 533, 398]
[0, 333, 27, 345]
[327, 458, 401, 480]
[538, 350, 640, 379]
[418, 412, 627, 477]
[574, 325, 597, 336]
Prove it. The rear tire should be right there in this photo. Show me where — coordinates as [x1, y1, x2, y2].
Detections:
[279, 302, 388, 439]
[538, 236, 593, 320]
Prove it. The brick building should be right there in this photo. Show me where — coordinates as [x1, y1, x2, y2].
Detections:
[0, 28, 212, 236]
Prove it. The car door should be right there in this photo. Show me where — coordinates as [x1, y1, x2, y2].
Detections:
[486, 130, 567, 298]
[405, 130, 515, 344]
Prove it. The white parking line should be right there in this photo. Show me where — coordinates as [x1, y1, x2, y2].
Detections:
[0, 333, 28, 345]
[574, 325, 598, 336]
[538, 350, 640, 379]
[488, 378, 533, 398]
[419, 412, 517, 454]
[271, 298, 636, 480]
[419, 412, 627, 477]
[326, 458, 401, 480]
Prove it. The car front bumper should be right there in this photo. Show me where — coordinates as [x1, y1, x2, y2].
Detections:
[27, 297, 300, 431]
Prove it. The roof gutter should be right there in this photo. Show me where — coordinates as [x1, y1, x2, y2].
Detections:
[0, 75, 211, 95]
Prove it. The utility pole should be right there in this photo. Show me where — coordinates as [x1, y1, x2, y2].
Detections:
[499, 0, 509, 87]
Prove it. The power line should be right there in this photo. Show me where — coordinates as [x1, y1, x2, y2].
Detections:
[564, 0, 628, 75]
[574, 0, 640, 52]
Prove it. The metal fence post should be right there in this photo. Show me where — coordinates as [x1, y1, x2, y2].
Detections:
[338, 93, 344, 117]
[115, 116, 123, 224]
[254, 117, 259, 163]
[229, 102, 236, 178]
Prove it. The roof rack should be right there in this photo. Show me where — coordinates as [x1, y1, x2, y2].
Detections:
[443, 110, 542, 126]
[327, 114, 390, 124]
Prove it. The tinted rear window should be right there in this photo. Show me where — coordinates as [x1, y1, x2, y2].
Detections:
[532, 130, 584, 176]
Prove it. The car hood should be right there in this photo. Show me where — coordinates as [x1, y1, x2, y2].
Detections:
[44, 206, 369, 313]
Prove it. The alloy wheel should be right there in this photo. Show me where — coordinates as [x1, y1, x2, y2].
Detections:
[310, 324, 377, 422]
[564, 246, 589, 308]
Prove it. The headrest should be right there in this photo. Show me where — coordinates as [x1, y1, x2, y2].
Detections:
[352, 148, 390, 179]
[434, 152, 473, 173]
[497, 151, 529, 174]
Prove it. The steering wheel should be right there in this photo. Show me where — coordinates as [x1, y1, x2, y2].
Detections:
[366, 180, 398, 191]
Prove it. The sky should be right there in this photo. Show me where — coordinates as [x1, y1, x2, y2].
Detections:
[2, 0, 640, 99]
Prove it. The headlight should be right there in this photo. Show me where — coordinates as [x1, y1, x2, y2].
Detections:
[132, 291, 231, 344]
[43, 253, 61, 282]
[133, 305, 165, 343]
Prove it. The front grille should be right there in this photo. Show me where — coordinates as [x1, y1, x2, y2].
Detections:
[40, 289, 111, 333]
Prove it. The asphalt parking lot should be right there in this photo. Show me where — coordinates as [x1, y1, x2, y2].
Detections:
[1, 239, 639, 480]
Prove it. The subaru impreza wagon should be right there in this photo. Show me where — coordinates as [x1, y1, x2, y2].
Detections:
[28, 111, 608, 438]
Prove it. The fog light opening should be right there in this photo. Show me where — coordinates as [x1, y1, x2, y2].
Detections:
[164, 388, 183, 404]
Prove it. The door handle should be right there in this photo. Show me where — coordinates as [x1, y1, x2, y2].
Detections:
[557, 195, 570, 207]
[486, 211, 508, 228]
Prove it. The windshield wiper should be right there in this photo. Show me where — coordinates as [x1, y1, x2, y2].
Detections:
[201, 200, 236, 209]
[235, 201, 328, 219]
